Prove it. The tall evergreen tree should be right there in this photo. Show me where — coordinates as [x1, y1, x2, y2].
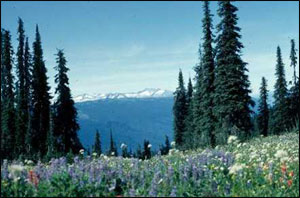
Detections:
[92, 130, 102, 155]
[24, 37, 32, 155]
[173, 69, 187, 147]
[53, 49, 82, 154]
[257, 77, 269, 137]
[183, 77, 194, 148]
[108, 129, 117, 156]
[213, 1, 254, 143]
[1, 30, 15, 160]
[290, 39, 298, 85]
[192, 45, 204, 149]
[198, 1, 216, 147]
[288, 39, 299, 127]
[272, 46, 289, 134]
[29, 25, 51, 156]
[15, 18, 29, 156]
[164, 135, 171, 155]
[143, 140, 151, 160]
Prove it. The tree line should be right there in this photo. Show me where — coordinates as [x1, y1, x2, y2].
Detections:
[1, 18, 83, 161]
[173, 1, 299, 150]
[90, 128, 171, 160]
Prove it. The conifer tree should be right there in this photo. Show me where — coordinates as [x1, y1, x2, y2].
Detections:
[213, 1, 254, 143]
[1, 30, 15, 160]
[136, 144, 142, 159]
[192, 45, 204, 149]
[53, 49, 82, 154]
[290, 39, 298, 85]
[29, 25, 51, 156]
[183, 77, 194, 148]
[143, 140, 151, 160]
[198, 1, 216, 147]
[24, 37, 32, 156]
[164, 135, 171, 155]
[288, 39, 299, 126]
[108, 129, 117, 156]
[272, 46, 289, 134]
[92, 130, 102, 155]
[257, 77, 269, 136]
[173, 69, 187, 147]
[15, 18, 29, 156]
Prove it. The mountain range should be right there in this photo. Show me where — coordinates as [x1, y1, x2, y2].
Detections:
[74, 88, 173, 103]
[75, 88, 274, 154]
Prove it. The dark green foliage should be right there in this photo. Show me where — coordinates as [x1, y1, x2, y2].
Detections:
[213, 1, 254, 143]
[257, 77, 269, 136]
[15, 18, 30, 156]
[143, 140, 151, 160]
[28, 25, 51, 156]
[92, 130, 102, 155]
[160, 135, 171, 155]
[135, 144, 143, 159]
[290, 39, 298, 85]
[183, 77, 195, 149]
[192, 46, 204, 149]
[197, 1, 216, 147]
[1, 29, 15, 160]
[287, 40, 299, 128]
[53, 49, 82, 154]
[272, 46, 289, 134]
[121, 144, 129, 158]
[46, 110, 55, 159]
[173, 69, 187, 147]
[108, 130, 117, 156]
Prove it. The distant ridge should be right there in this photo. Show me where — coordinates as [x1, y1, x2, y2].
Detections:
[74, 88, 173, 103]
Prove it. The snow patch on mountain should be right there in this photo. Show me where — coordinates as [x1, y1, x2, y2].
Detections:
[74, 88, 173, 103]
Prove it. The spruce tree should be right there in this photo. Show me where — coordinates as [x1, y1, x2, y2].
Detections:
[15, 18, 29, 156]
[164, 135, 170, 155]
[192, 45, 204, 149]
[108, 129, 117, 156]
[92, 130, 102, 155]
[173, 69, 187, 147]
[29, 25, 51, 156]
[1, 30, 15, 160]
[24, 37, 32, 156]
[53, 49, 82, 154]
[143, 140, 151, 160]
[290, 39, 298, 85]
[257, 77, 269, 136]
[288, 39, 299, 127]
[272, 46, 289, 134]
[183, 77, 194, 148]
[213, 1, 254, 143]
[198, 1, 216, 147]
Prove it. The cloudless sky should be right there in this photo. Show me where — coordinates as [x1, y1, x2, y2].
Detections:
[1, 1, 299, 97]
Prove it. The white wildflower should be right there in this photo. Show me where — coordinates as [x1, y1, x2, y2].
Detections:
[121, 143, 127, 149]
[229, 164, 245, 175]
[235, 153, 242, 160]
[171, 141, 176, 148]
[92, 152, 97, 157]
[9, 164, 24, 173]
[79, 149, 84, 155]
[158, 178, 163, 184]
[274, 150, 288, 159]
[227, 135, 238, 144]
[148, 144, 152, 148]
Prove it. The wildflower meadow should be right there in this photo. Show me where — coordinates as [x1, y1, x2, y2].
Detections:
[1, 131, 299, 197]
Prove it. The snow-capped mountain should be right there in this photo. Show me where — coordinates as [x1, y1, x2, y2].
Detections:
[73, 88, 173, 103]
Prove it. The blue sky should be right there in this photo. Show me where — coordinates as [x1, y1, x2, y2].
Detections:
[1, 1, 299, 97]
